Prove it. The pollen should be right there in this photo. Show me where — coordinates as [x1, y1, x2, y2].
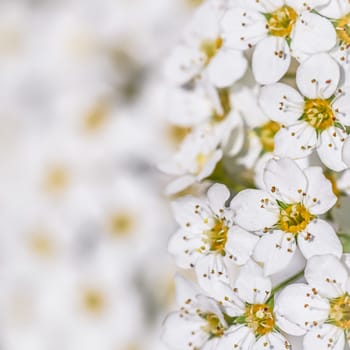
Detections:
[303, 98, 335, 131]
[266, 6, 297, 38]
[278, 203, 313, 234]
[245, 303, 275, 336]
[329, 293, 350, 330]
[254, 121, 281, 152]
[200, 313, 225, 337]
[200, 37, 223, 64]
[202, 219, 228, 254]
[336, 14, 350, 45]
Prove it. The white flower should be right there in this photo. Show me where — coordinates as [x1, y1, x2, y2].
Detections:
[343, 135, 350, 167]
[159, 127, 223, 195]
[162, 274, 228, 350]
[164, 0, 247, 87]
[221, 0, 335, 84]
[317, 0, 350, 18]
[259, 53, 349, 171]
[275, 254, 350, 350]
[231, 157, 341, 275]
[208, 260, 292, 350]
[169, 183, 259, 288]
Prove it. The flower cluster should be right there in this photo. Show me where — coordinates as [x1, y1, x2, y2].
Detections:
[160, 1, 350, 349]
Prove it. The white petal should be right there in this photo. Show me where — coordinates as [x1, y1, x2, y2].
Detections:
[252, 37, 291, 84]
[275, 313, 306, 336]
[221, 8, 267, 50]
[292, 13, 336, 58]
[298, 220, 342, 260]
[304, 166, 337, 215]
[254, 231, 297, 276]
[305, 254, 348, 298]
[259, 83, 304, 125]
[296, 53, 339, 99]
[318, 0, 350, 18]
[263, 157, 307, 203]
[195, 254, 230, 292]
[235, 260, 271, 304]
[164, 45, 204, 85]
[274, 283, 329, 333]
[167, 87, 213, 127]
[174, 274, 200, 307]
[303, 325, 345, 350]
[317, 127, 347, 171]
[162, 312, 207, 350]
[197, 149, 223, 180]
[235, 0, 284, 12]
[274, 123, 317, 159]
[207, 183, 231, 215]
[286, 0, 329, 11]
[165, 175, 196, 196]
[168, 229, 203, 269]
[219, 325, 255, 350]
[333, 87, 350, 126]
[343, 136, 350, 167]
[252, 332, 291, 350]
[226, 226, 259, 265]
[230, 189, 279, 231]
[171, 196, 208, 230]
[208, 49, 247, 88]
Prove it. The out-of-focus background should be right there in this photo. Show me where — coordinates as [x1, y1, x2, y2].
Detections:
[0, 1, 198, 349]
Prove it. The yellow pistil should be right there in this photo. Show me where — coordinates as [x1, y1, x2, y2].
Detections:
[167, 124, 192, 146]
[255, 121, 281, 152]
[30, 232, 55, 257]
[279, 203, 313, 234]
[202, 219, 228, 254]
[83, 101, 109, 132]
[213, 88, 231, 122]
[44, 166, 69, 193]
[82, 289, 106, 315]
[303, 99, 335, 131]
[200, 37, 223, 64]
[267, 6, 297, 38]
[187, 0, 204, 7]
[201, 313, 226, 337]
[336, 14, 350, 45]
[329, 293, 350, 329]
[245, 304, 275, 336]
[109, 212, 135, 237]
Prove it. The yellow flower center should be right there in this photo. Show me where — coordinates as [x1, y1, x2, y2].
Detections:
[82, 289, 106, 315]
[44, 166, 69, 194]
[109, 212, 135, 237]
[83, 101, 109, 132]
[329, 294, 350, 329]
[202, 219, 228, 254]
[245, 304, 275, 336]
[255, 121, 281, 152]
[213, 88, 231, 122]
[201, 313, 226, 337]
[336, 14, 350, 45]
[167, 125, 192, 146]
[200, 37, 223, 64]
[279, 203, 313, 234]
[303, 99, 335, 131]
[267, 6, 297, 38]
[29, 232, 55, 257]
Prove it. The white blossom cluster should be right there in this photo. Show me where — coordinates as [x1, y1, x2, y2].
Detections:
[160, 1, 350, 349]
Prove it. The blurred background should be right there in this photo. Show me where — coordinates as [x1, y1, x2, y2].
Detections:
[0, 0, 199, 349]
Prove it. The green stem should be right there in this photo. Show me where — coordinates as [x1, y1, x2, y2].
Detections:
[338, 233, 350, 253]
[267, 270, 304, 304]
